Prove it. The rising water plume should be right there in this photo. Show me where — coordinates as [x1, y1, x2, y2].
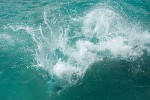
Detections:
[6, 4, 150, 91]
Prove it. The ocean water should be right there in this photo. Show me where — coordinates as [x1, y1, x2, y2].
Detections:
[0, 0, 150, 100]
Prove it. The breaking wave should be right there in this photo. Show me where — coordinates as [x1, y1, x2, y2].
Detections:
[6, 3, 150, 93]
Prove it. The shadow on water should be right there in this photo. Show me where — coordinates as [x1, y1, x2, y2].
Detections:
[52, 53, 150, 100]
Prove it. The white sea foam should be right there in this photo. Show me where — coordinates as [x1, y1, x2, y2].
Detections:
[9, 5, 150, 87]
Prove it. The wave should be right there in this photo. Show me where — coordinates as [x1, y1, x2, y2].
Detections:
[6, 3, 150, 93]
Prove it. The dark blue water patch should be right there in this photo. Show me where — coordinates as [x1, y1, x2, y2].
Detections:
[51, 55, 150, 100]
[130, 52, 150, 86]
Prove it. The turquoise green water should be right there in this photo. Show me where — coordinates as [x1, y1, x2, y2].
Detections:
[0, 0, 150, 100]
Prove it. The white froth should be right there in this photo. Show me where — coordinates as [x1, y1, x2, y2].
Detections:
[53, 60, 79, 79]
[9, 5, 150, 86]
[83, 7, 122, 38]
[102, 37, 133, 57]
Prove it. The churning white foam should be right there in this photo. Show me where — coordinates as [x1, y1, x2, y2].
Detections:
[9, 5, 150, 87]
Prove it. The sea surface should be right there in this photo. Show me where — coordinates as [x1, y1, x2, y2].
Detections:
[0, 0, 150, 100]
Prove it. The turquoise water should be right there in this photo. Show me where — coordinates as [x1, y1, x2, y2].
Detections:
[0, 0, 150, 100]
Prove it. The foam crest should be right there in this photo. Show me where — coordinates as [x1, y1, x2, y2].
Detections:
[82, 6, 123, 38]
[9, 5, 150, 88]
[53, 59, 80, 84]
[81, 6, 150, 59]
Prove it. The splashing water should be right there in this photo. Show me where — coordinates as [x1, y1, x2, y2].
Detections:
[7, 4, 150, 87]
[0, 0, 150, 100]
